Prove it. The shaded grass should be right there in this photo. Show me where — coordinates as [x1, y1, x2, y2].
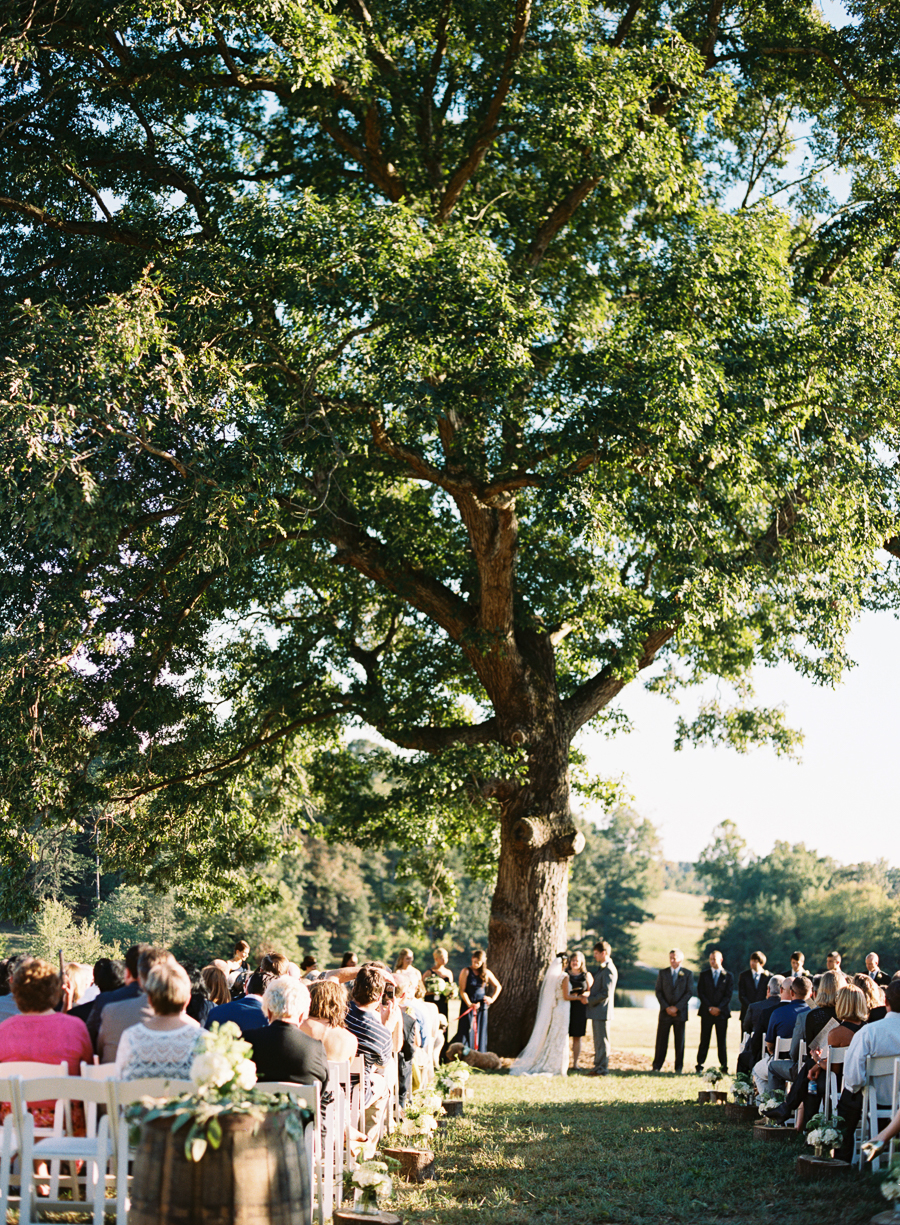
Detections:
[394, 1071, 882, 1224]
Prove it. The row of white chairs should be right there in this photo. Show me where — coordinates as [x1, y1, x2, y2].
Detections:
[0, 1048, 422, 1225]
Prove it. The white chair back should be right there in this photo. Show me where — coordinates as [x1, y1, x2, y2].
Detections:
[860, 1055, 900, 1170]
[108, 1077, 192, 1225]
[823, 1045, 846, 1120]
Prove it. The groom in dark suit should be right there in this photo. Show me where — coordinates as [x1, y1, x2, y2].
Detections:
[652, 949, 694, 1073]
[695, 948, 733, 1073]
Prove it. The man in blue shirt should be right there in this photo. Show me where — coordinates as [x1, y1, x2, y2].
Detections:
[764, 975, 811, 1095]
[206, 971, 268, 1033]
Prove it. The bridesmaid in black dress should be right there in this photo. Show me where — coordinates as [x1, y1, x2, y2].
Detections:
[562, 951, 593, 1070]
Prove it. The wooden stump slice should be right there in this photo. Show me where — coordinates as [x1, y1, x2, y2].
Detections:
[796, 1155, 850, 1180]
[442, 1099, 464, 1117]
[333, 1212, 402, 1225]
[753, 1122, 800, 1142]
[724, 1103, 760, 1122]
[869, 1212, 900, 1223]
[697, 1091, 728, 1103]
[382, 1147, 435, 1184]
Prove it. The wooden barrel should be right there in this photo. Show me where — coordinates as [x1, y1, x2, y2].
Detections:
[697, 1091, 727, 1103]
[381, 1146, 435, 1183]
[130, 1111, 310, 1225]
[333, 1212, 402, 1224]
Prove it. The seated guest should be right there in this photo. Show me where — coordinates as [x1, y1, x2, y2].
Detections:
[65, 963, 96, 1010]
[68, 958, 125, 1025]
[98, 947, 174, 1063]
[301, 956, 319, 981]
[86, 945, 143, 1045]
[300, 979, 358, 1063]
[206, 970, 268, 1034]
[802, 970, 844, 1051]
[737, 975, 784, 1075]
[247, 977, 329, 1093]
[865, 953, 890, 987]
[854, 974, 887, 1021]
[201, 965, 231, 1007]
[114, 962, 200, 1080]
[0, 958, 20, 1020]
[395, 985, 420, 1108]
[765, 975, 813, 1095]
[836, 979, 900, 1160]
[341, 953, 358, 969]
[751, 976, 807, 1097]
[0, 958, 93, 1128]
[344, 964, 397, 1140]
[738, 952, 769, 1025]
[186, 966, 213, 1027]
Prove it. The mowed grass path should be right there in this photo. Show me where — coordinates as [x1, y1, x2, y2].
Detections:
[398, 1072, 882, 1225]
[396, 1008, 883, 1225]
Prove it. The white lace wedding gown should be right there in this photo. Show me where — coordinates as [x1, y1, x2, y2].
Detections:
[508, 957, 569, 1077]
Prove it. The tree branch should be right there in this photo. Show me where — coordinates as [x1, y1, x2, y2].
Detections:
[376, 717, 500, 753]
[524, 176, 602, 270]
[611, 0, 643, 48]
[434, 0, 532, 223]
[0, 196, 166, 249]
[563, 624, 678, 733]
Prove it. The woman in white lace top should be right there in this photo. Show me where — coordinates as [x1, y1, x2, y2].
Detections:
[115, 961, 201, 1081]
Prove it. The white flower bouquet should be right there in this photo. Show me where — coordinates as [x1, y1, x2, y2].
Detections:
[757, 1090, 785, 1117]
[424, 974, 459, 1000]
[730, 1073, 756, 1104]
[392, 1090, 444, 1150]
[435, 1058, 471, 1097]
[700, 1067, 723, 1085]
[880, 1160, 900, 1203]
[345, 1158, 394, 1212]
[806, 1126, 841, 1150]
[128, 1021, 311, 1161]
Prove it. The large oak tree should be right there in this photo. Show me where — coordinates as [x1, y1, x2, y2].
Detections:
[2, 0, 899, 1049]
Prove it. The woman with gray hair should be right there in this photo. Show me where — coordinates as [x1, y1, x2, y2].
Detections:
[246, 976, 329, 1093]
[114, 961, 200, 1080]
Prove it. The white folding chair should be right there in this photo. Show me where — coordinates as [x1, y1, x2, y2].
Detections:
[255, 1081, 322, 1225]
[0, 1080, 21, 1222]
[14, 1075, 111, 1225]
[1, 1062, 69, 1199]
[858, 1055, 900, 1171]
[107, 1077, 192, 1225]
[823, 1046, 846, 1121]
[326, 1060, 349, 1199]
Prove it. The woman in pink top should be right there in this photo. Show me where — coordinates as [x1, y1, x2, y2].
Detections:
[0, 958, 93, 1128]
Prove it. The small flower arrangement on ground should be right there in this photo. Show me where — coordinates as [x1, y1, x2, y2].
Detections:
[878, 1159, 900, 1205]
[435, 1058, 471, 1098]
[345, 1158, 394, 1213]
[424, 974, 459, 1000]
[757, 1089, 785, 1117]
[730, 1073, 756, 1104]
[127, 1021, 311, 1161]
[700, 1067, 724, 1086]
[804, 1111, 842, 1155]
[394, 1090, 443, 1148]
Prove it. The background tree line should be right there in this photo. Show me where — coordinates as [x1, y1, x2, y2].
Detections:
[697, 820, 900, 974]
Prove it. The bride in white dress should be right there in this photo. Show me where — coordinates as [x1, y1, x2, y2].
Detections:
[508, 955, 569, 1077]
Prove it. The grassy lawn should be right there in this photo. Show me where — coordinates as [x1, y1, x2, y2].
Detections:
[635, 890, 709, 975]
[395, 1011, 884, 1225]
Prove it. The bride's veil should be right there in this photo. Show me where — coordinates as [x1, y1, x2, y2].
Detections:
[508, 955, 566, 1072]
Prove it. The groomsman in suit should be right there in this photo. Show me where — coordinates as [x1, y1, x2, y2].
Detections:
[737, 952, 770, 1023]
[866, 953, 891, 987]
[587, 941, 617, 1077]
[695, 949, 733, 1073]
[652, 949, 694, 1073]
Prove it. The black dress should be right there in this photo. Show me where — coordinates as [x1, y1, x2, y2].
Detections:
[568, 971, 587, 1038]
[424, 968, 452, 1019]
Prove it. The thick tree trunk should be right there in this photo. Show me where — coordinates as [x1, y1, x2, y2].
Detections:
[485, 719, 583, 1057]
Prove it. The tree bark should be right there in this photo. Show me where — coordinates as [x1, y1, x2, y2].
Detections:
[485, 674, 584, 1056]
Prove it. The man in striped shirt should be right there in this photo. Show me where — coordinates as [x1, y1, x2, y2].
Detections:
[344, 963, 399, 1139]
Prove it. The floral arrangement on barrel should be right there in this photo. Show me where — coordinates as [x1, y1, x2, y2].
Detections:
[423, 973, 459, 1001]
[344, 1158, 394, 1215]
[435, 1058, 471, 1099]
[128, 1021, 311, 1160]
[730, 1072, 757, 1105]
[757, 1089, 785, 1119]
[804, 1112, 843, 1159]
